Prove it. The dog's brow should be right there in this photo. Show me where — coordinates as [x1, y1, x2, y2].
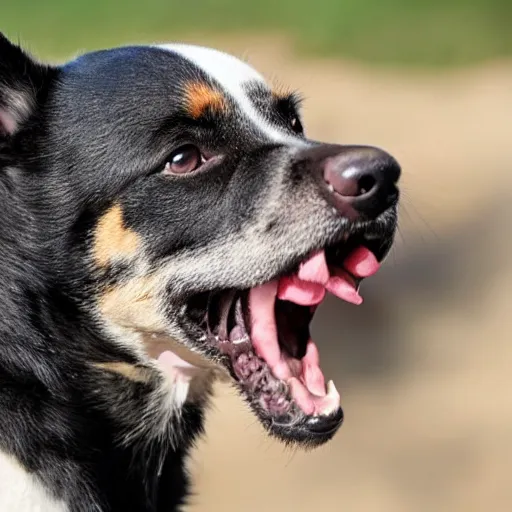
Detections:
[183, 81, 227, 119]
[156, 44, 307, 146]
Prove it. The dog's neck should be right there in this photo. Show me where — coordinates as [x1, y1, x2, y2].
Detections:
[0, 322, 205, 511]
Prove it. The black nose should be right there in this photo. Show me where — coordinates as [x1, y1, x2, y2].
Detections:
[323, 146, 400, 218]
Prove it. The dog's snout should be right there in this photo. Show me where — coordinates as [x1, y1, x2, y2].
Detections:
[323, 146, 400, 218]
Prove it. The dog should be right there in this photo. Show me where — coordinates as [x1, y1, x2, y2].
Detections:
[0, 33, 400, 511]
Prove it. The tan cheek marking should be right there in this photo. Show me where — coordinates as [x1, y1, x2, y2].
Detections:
[184, 81, 227, 119]
[93, 362, 151, 383]
[99, 276, 167, 332]
[93, 204, 141, 267]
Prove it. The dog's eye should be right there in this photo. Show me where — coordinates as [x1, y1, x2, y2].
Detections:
[290, 116, 303, 134]
[164, 145, 204, 175]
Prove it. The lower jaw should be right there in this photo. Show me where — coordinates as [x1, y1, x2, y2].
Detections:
[263, 407, 344, 447]
[156, 343, 343, 446]
[228, 343, 344, 446]
[154, 327, 343, 442]
[202, 306, 343, 447]
[156, 340, 343, 445]
[223, 334, 341, 414]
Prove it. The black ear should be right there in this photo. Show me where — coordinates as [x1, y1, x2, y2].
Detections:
[0, 33, 55, 137]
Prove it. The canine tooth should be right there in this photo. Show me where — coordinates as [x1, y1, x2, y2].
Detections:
[326, 380, 338, 396]
[316, 380, 341, 417]
[327, 184, 334, 193]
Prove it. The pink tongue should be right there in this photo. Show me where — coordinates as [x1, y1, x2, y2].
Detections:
[249, 246, 380, 416]
[277, 246, 380, 306]
[297, 250, 330, 284]
[276, 276, 326, 306]
[343, 246, 381, 278]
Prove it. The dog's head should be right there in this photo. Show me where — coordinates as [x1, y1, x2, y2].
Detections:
[0, 35, 399, 447]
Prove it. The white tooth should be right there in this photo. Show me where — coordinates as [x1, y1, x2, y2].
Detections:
[327, 379, 339, 399]
[317, 380, 341, 416]
[232, 335, 249, 345]
[328, 184, 334, 193]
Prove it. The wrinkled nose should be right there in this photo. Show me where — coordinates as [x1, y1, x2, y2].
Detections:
[323, 145, 400, 218]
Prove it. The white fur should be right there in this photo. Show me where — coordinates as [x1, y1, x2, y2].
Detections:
[157, 44, 306, 146]
[0, 452, 68, 512]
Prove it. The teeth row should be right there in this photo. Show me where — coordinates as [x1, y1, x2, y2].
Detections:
[232, 335, 249, 345]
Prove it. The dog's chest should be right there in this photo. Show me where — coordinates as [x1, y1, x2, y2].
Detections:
[0, 451, 68, 512]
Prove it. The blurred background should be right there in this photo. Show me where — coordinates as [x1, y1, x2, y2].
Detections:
[4, 1, 512, 510]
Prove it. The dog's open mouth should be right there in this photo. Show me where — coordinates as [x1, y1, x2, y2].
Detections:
[159, 232, 391, 444]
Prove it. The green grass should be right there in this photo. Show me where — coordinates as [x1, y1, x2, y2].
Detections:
[2, 0, 512, 67]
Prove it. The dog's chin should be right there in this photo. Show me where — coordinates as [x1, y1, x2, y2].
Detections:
[157, 226, 395, 447]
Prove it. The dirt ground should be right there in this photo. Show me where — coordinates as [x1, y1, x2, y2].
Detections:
[182, 36, 512, 512]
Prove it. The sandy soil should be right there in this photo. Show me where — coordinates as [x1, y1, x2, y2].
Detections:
[181, 36, 512, 512]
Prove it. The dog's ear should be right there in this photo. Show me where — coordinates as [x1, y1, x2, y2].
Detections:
[0, 33, 55, 137]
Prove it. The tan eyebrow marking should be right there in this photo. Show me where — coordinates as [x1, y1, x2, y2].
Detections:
[184, 81, 227, 119]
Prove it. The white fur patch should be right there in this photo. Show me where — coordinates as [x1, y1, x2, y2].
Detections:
[160, 364, 191, 411]
[0, 452, 68, 512]
[157, 44, 306, 146]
